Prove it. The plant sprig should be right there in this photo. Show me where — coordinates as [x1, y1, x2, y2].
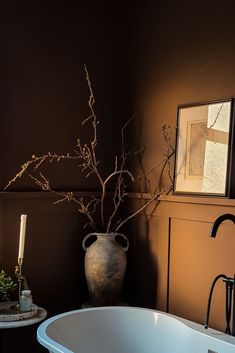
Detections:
[0, 270, 17, 302]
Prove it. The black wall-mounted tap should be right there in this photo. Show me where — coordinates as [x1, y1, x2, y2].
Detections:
[204, 274, 234, 335]
[210, 213, 235, 237]
[208, 214, 235, 336]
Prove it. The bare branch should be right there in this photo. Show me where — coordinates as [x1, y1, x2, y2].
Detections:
[105, 114, 135, 233]
[138, 124, 174, 180]
[4, 66, 175, 234]
[27, 171, 98, 230]
[207, 103, 224, 130]
[115, 185, 172, 232]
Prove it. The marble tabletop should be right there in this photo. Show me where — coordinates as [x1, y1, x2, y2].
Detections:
[0, 306, 47, 329]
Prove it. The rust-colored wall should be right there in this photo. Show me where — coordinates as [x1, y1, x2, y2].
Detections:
[133, 4, 235, 191]
[131, 2, 235, 331]
[157, 196, 235, 332]
[123, 194, 235, 333]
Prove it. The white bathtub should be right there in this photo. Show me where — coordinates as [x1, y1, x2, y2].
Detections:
[37, 306, 235, 353]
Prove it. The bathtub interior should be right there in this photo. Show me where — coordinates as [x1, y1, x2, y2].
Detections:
[46, 308, 183, 353]
[39, 307, 235, 353]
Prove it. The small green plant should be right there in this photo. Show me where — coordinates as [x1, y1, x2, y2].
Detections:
[0, 270, 17, 301]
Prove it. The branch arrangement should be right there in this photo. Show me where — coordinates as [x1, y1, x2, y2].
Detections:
[4, 66, 174, 233]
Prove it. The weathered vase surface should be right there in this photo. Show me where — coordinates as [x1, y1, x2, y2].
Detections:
[82, 233, 129, 306]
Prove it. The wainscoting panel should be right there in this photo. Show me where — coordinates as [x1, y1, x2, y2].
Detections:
[169, 217, 235, 330]
[155, 195, 235, 332]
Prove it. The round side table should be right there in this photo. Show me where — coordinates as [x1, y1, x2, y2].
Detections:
[0, 307, 47, 329]
[0, 304, 47, 352]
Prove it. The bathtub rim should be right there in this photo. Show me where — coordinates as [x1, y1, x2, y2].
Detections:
[37, 306, 235, 353]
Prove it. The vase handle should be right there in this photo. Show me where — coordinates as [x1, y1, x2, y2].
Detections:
[113, 233, 129, 252]
[82, 233, 98, 251]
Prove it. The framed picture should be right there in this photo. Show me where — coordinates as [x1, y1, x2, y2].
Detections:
[173, 98, 235, 196]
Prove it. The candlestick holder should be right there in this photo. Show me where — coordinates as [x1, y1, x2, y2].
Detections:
[14, 258, 29, 310]
[15, 258, 23, 308]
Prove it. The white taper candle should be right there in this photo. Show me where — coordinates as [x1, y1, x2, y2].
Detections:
[18, 214, 27, 259]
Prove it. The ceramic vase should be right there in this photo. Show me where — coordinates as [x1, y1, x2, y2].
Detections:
[82, 232, 129, 306]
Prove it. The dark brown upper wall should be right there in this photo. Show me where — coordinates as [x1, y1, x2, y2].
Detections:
[1, 3, 134, 190]
[131, 4, 235, 189]
[136, 4, 235, 102]
[3, 3, 235, 189]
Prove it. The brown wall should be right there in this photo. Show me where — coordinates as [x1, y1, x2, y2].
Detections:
[133, 4, 235, 190]
[1, 3, 134, 353]
[122, 194, 235, 333]
[156, 196, 235, 332]
[131, 1, 235, 335]
[2, 2, 235, 352]
[1, 3, 134, 190]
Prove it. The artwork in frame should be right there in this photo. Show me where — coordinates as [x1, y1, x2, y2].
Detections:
[173, 98, 234, 196]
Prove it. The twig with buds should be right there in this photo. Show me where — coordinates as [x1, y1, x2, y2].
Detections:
[4, 66, 175, 233]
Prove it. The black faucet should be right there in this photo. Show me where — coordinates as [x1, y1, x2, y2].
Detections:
[210, 213, 235, 237]
[205, 274, 234, 335]
[206, 214, 235, 335]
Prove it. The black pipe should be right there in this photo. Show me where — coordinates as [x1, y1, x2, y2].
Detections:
[224, 277, 234, 335]
[209, 214, 235, 336]
[204, 274, 228, 329]
[233, 274, 235, 336]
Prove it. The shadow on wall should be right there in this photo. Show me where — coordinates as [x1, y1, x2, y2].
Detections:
[122, 211, 158, 308]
